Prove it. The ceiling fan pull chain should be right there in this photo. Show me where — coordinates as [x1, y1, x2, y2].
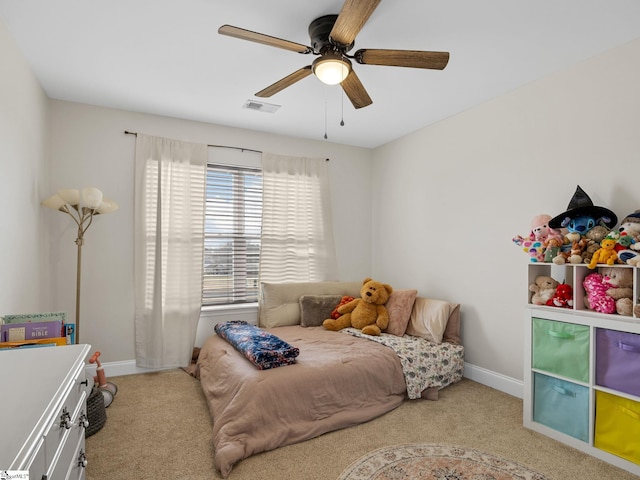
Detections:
[324, 97, 328, 139]
[340, 88, 345, 126]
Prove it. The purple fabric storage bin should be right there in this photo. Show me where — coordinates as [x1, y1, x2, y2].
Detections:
[596, 328, 640, 398]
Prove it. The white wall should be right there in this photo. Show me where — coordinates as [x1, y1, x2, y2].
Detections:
[0, 19, 50, 314]
[47, 100, 373, 364]
[372, 37, 640, 383]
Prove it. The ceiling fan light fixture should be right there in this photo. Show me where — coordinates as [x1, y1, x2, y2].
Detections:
[312, 54, 351, 85]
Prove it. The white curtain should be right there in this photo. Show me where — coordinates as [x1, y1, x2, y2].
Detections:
[134, 134, 207, 368]
[259, 153, 338, 283]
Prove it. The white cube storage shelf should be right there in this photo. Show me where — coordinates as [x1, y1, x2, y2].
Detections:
[524, 263, 640, 476]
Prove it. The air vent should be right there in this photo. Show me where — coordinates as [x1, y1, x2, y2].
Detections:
[243, 100, 281, 114]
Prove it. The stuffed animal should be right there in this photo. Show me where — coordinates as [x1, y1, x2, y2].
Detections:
[583, 272, 616, 314]
[322, 278, 393, 336]
[600, 267, 634, 316]
[529, 276, 559, 305]
[580, 225, 611, 264]
[587, 236, 619, 269]
[553, 238, 588, 265]
[549, 186, 617, 233]
[329, 296, 355, 319]
[549, 185, 617, 263]
[513, 214, 563, 263]
[616, 210, 640, 266]
[546, 283, 573, 308]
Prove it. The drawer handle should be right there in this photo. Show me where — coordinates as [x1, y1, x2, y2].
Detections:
[79, 412, 90, 428]
[618, 342, 640, 353]
[547, 330, 575, 340]
[619, 406, 640, 421]
[59, 407, 72, 430]
[81, 379, 89, 386]
[552, 385, 576, 397]
[77, 450, 88, 468]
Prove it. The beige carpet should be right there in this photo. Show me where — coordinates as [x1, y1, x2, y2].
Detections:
[86, 369, 639, 480]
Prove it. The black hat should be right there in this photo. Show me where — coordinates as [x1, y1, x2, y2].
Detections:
[548, 185, 617, 229]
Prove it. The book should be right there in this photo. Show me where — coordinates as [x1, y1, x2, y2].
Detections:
[1, 320, 63, 342]
[64, 323, 76, 345]
[0, 337, 67, 350]
[1, 311, 67, 325]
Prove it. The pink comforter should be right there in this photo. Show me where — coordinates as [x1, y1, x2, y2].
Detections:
[197, 325, 407, 478]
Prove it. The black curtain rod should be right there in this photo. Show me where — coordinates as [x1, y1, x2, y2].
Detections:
[124, 130, 328, 160]
[124, 130, 261, 153]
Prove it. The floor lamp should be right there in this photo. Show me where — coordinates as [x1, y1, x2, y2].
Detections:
[43, 188, 118, 344]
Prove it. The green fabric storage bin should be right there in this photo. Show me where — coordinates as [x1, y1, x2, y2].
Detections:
[533, 373, 589, 442]
[532, 318, 590, 382]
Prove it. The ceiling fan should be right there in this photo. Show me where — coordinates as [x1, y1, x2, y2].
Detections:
[218, 0, 449, 109]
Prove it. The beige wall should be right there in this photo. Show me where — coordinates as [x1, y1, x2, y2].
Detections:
[372, 37, 640, 383]
[0, 19, 50, 313]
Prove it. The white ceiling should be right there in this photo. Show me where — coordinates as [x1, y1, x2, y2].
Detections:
[2, 0, 640, 148]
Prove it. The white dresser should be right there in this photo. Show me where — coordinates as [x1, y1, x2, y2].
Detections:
[1, 344, 92, 479]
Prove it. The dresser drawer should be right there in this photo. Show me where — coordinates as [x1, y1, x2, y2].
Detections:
[533, 373, 589, 442]
[46, 411, 86, 480]
[596, 328, 640, 397]
[43, 370, 88, 469]
[532, 318, 590, 382]
[595, 390, 640, 465]
[25, 437, 47, 480]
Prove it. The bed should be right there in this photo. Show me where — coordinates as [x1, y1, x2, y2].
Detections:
[195, 281, 464, 478]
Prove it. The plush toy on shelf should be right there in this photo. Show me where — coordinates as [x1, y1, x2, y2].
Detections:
[553, 238, 588, 265]
[615, 210, 640, 266]
[546, 282, 573, 308]
[583, 272, 616, 315]
[549, 185, 617, 234]
[599, 267, 634, 316]
[512, 214, 563, 263]
[548, 185, 617, 264]
[529, 276, 559, 305]
[587, 235, 619, 269]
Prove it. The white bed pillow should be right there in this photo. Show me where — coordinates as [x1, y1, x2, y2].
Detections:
[260, 281, 361, 328]
[405, 297, 455, 344]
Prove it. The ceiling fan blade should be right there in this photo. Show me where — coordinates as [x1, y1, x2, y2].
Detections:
[218, 25, 312, 54]
[330, 0, 382, 46]
[341, 70, 372, 109]
[355, 49, 450, 70]
[255, 66, 313, 97]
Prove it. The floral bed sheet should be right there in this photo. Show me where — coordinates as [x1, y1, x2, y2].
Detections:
[342, 328, 465, 399]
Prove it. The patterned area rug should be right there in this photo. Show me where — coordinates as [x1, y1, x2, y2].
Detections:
[338, 444, 550, 480]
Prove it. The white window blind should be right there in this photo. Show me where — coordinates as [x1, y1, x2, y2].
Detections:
[203, 164, 262, 305]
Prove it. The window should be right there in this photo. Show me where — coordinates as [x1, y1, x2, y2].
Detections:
[203, 163, 262, 305]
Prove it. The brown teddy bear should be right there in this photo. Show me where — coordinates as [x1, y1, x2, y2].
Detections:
[599, 267, 634, 316]
[322, 278, 393, 336]
[529, 276, 559, 305]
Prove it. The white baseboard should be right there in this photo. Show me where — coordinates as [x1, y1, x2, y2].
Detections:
[463, 362, 523, 399]
[88, 359, 524, 399]
[85, 359, 171, 379]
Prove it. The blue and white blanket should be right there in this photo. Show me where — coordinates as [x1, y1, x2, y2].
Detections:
[214, 321, 300, 370]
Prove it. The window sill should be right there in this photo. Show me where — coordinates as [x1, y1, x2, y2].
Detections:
[200, 303, 259, 318]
